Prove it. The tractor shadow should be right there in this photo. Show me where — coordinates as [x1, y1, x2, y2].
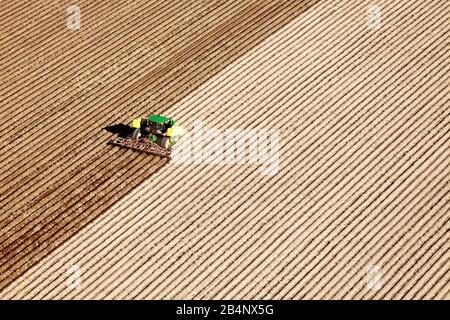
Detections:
[104, 123, 133, 138]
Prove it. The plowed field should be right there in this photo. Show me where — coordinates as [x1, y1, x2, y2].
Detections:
[0, 0, 448, 299]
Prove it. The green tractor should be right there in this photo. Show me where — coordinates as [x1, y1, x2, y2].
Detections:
[130, 114, 184, 149]
[108, 114, 184, 158]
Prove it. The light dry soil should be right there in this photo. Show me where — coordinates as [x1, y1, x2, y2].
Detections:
[0, 0, 448, 299]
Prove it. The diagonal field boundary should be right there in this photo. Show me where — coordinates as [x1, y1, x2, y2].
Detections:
[0, 0, 448, 299]
[0, 0, 320, 293]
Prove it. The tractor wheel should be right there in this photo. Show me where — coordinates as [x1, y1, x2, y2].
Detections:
[157, 136, 169, 149]
[131, 128, 140, 140]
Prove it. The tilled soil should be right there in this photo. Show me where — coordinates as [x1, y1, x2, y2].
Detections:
[0, 0, 448, 299]
[0, 0, 319, 293]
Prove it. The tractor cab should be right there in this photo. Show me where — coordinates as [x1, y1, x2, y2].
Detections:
[147, 114, 175, 133]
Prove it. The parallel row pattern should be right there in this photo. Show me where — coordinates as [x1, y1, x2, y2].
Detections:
[1, 0, 448, 299]
[0, 0, 319, 291]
